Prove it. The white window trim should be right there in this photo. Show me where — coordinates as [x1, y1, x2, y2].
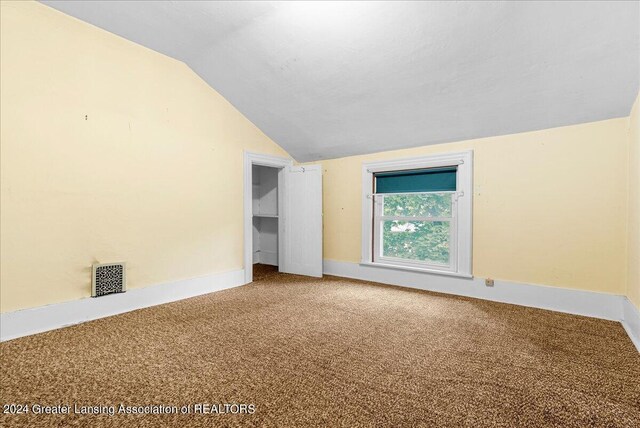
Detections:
[361, 150, 473, 278]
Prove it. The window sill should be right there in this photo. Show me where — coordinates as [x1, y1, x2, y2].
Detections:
[359, 261, 473, 279]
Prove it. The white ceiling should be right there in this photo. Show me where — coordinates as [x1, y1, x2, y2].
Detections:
[42, 1, 639, 161]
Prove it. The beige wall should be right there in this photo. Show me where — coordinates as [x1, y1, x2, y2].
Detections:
[0, 1, 289, 312]
[1, 1, 636, 314]
[628, 92, 640, 309]
[318, 118, 630, 294]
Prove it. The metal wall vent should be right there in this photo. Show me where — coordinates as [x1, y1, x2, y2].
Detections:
[92, 262, 126, 297]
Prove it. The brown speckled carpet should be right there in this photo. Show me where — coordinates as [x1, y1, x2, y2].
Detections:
[1, 265, 639, 427]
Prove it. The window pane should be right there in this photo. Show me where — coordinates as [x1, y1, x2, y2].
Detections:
[382, 193, 452, 218]
[382, 220, 450, 265]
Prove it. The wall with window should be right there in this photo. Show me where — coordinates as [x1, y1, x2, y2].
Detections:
[629, 93, 640, 309]
[361, 152, 473, 277]
[0, 2, 289, 312]
[318, 117, 629, 294]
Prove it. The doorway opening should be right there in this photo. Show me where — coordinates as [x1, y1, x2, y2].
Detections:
[243, 151, 323, 284]
[252, 164, 280, 280]
[243, 152, 292, 284]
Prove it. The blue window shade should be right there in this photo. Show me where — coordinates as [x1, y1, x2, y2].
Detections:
[375, 167, 457, 193]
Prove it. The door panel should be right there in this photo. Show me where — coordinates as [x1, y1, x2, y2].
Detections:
[281, 165, 323, 277]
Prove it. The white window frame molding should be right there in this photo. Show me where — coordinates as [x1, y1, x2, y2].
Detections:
[360, 150, 473, 278]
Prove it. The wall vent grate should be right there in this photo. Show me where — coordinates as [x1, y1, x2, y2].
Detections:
[92, 262, 126, 297]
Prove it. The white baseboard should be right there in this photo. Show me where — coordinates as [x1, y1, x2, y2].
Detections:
[3, 262, 637, 353]
[0, 269, 245, 342]
[324, 260, 640, 352]
[323, 260, 625, 322]
[622, 298, 640, 352]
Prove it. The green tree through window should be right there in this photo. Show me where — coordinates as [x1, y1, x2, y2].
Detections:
[379, 193, 452, 265]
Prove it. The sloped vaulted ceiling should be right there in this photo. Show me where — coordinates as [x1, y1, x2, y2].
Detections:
[42, 1, 639, 161]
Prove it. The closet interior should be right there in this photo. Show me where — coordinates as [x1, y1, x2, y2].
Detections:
[252, 165, 280, 270]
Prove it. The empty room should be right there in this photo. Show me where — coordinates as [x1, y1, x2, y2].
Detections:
[1, 1, 639, 427]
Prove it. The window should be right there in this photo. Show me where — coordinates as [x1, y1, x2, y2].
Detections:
[361, 151, 473, 277]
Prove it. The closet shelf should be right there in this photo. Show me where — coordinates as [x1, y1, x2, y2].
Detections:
[253, 213, 278, 218]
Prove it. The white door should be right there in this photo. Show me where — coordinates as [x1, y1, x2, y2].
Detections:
[281, 165, 323, 277]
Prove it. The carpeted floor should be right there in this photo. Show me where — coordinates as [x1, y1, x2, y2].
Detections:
[1, 266, 639, 427]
